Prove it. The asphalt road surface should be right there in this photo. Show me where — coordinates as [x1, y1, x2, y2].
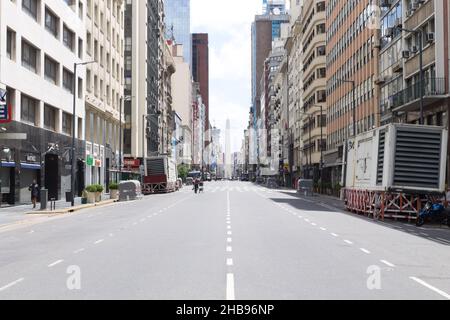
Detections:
[0, 181, 449, 300]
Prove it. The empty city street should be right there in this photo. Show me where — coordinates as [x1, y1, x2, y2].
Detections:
[0, 181, 449, 300]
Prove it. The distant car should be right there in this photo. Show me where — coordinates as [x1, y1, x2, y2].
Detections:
[185, 177, 194, 186]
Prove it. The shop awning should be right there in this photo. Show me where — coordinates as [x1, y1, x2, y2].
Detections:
[20, 163, 41, 170]
[0, 161, 15, 168]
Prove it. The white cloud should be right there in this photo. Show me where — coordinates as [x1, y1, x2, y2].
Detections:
[191, 0, 262, 152]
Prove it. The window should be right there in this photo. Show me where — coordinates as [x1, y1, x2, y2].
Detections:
[62, 112, 72, 135]
[63, 25, 75, 51]
[21, 95, 37, 125]
[44, 104, 56, 131]
[44, 55, 58, 84]
[22, 0, 38, 21]
[63, 68, 74, 93]
[21, 40, 38, 73]
[45, 7, 59, 38]
[6, 28, 16, 60]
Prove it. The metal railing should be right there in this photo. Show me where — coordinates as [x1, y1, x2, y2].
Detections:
[381, 78, 447, 116]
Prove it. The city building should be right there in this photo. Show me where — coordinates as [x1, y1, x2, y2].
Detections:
[299, 0, 327, 182]
[171, 44, 193, 165]
[377, 0, 450, 184]
[84, 0, 124, 190]
[285, 0, 304, 186]
[0, 0, 86, 205]
[160, 39, 176, 157]
[164, 0, 191, 67]
[324, 0, 380, 191]
[250, 3, 289, 179]
[191, 33, 209, 140]
[123, 0, 163, 174]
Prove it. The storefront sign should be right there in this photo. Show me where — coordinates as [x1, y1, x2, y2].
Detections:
[86, 155, 94, 166]
[124, 158, 140, 167]
[0, 90, 11, 123]
[95, 159, 102, 167]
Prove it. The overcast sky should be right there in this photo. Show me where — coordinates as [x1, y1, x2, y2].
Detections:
[191, 0, 263, 153]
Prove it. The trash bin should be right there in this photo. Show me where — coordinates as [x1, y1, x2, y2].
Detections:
[40, 189, 48, 210]
[65, 191, 73, 203]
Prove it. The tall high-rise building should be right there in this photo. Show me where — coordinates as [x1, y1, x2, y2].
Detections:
[324, 0, 380, 187]
[164, 0, 191, 67]
[251, 4, 289, 125]
[192, 33, 209, 136]
[123, 0, 163, 165]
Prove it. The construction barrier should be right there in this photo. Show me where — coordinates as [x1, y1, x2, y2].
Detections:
[344, 188, 446, 222]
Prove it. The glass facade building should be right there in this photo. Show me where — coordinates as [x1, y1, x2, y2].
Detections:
[164, 0, 191, 66]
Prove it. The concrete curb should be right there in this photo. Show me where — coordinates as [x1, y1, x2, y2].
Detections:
[25, 199, 118, 215]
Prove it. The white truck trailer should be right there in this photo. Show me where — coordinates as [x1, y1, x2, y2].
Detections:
[142, 156, 177, 194]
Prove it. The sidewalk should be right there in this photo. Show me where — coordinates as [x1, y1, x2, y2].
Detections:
[0, 195, 116, 228]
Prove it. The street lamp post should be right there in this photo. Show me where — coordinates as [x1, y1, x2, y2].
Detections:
[71, 61, 95, 207]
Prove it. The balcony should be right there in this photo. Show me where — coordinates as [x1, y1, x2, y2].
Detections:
[381, 78, 448, 115]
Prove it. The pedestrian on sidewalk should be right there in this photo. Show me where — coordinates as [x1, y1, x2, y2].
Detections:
[28, 180, 39, 209]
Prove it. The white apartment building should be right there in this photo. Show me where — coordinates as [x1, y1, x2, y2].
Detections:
[84, 0, 124, 189]
[0, 0, 86, 204]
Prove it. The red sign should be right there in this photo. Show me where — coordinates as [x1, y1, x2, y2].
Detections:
[124, 158, 141, 168]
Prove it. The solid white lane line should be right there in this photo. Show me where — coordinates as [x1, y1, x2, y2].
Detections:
[94, 239, 104, 244]
[410, 277, 450, 300]
[344, 240, 353, 245]
[360, 248, 371, 254]
[226, 246, 232, 252]
[331, 233, 339, 237]
[48, 260, 64, 267]
[380, 260, 395, 268]
[227, 258, 234, 266]
[227, 237, 232, 243]
[0, 278, 24, 292]
[73, 248, 85, 254]
[226, 273, 235, 300]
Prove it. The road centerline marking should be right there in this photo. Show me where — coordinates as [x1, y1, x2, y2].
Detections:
[226, 273, 235, 300]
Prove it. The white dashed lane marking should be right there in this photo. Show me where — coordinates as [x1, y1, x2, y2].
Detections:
[380, 260, 395, 268]
[410, 277, 450, 300]
[0, 278, 24, 292]
[94, 239, 104, 245]
[48, 260, 64, 267]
